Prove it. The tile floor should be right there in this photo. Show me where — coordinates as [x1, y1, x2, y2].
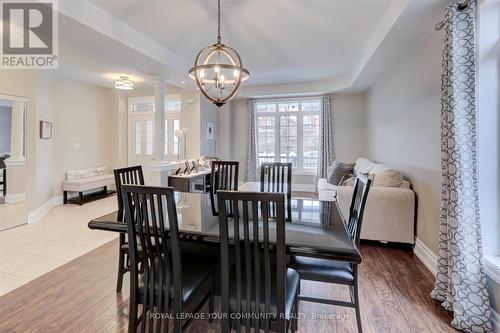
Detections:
[0, 201, 26, 230]
[0, 196, 118, 296]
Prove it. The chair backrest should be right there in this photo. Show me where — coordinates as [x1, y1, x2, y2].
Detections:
[347, 173, 372, 246]
[260, 162, 292, 198]
[211, 161, 239, 194]
[217, 190, 287, 333]
[210, 161, 239, 215]
[114, 166, 144, 221]
[122, 185, 182, 331]
[260, 162, 292, 222]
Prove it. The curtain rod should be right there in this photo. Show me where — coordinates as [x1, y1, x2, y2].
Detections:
[435, 0, 472, 31]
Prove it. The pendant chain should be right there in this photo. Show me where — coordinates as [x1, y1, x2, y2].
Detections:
[217, 0, 221, 43]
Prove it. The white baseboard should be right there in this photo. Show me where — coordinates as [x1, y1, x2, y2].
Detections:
[492, 309, 500, 333]
[484, 256, 500, 285]
[5, 192, 25, 204]
[413, 237, 437, 276]
[28, 195, 63, 224]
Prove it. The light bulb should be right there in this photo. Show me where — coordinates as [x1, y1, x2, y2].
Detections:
[233, 70, 240, 78]
[214, 66, 220, 73]
[200, 69, 205, 78]
[220, 74, 225, 82]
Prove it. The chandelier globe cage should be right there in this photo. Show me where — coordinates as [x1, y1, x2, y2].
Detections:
[188, 0, 250, 107]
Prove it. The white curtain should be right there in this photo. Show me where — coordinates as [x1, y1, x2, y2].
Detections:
[245, 100, 258, 182]
[317, 96, 335, 179]
[431, 1, 492, 332]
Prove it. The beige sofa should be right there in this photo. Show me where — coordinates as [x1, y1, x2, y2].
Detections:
[318, 158, 415, 245]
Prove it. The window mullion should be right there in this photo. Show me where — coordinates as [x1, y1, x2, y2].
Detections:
[275, 105, 280, 162]
[297, 112, 304, 170]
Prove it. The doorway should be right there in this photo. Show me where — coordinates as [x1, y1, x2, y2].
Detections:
[127, 95, 181, 166]
[0, 94, 28, 230]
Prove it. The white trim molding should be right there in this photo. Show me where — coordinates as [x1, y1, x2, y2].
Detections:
[413, 237, 437, 276]
[484, 256, 500, 285]
[28, 195, 63, 224]
[491, 309, 499, 333]
[5, 192, 25, 204]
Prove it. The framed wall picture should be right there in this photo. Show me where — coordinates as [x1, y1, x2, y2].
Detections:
[40, 121, 52, 139]
[206, 122, 214, 140]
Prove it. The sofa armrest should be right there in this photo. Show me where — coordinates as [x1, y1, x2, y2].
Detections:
[336, 185, 416, 244]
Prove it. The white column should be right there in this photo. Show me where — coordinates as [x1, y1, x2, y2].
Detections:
[9, 101, 25, 160]
[154, 77, 166, 161]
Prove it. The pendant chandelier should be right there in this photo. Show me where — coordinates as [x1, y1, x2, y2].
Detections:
[189, 0, 249, 107]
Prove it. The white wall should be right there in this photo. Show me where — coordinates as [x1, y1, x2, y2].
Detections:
[219, 94, 367, 186]
[478, 0, 500, 321]
[51, 78, 114, 200]
[0, 106, 12, 154]
[333, 94, 367, 163]
[366, 30, 442, 253]
[478, 0, 500, 258]
[199, 97, 220, 157]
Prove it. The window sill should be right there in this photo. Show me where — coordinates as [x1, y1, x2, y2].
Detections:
[484, 256, 500, 285]
[293, 170, 317, 176]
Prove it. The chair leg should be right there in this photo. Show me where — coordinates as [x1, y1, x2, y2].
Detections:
[63, 191, 68, 204]
[129, 293, 138, 333]
[116, 234, 126, 293]
[353, 278, 363, 333]
[79, 192, 84, 205]
[208, 277, 215, 323]
[292, 291, 299, 331]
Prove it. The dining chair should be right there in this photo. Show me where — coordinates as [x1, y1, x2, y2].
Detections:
[217, 190, 299, 333]
[114, 166, 145, 293]
[209, 160, 239, 216]
[260, 162, 292, 221]
[290, 173, 372, 333]
[122, 185, 214, 333]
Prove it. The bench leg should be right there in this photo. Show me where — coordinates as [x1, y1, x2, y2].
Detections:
[79, 192, 84, 206]
[103, 186, 107, 194]
[63, 191, 68, 204]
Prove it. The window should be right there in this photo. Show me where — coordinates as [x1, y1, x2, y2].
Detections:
[134, 120, 141, 155]
[146, 120, 153, 155]
[165, 119, 168, 156]
[256, 99, 321, 171]
[173, 119, 180, 157]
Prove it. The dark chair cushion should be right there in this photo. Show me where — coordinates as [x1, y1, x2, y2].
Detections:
[290, 255, 354, 285]
[138, 254, 213, 303]
[228, 267, 299, 318]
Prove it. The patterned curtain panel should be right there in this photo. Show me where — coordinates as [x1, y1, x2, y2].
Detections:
[317, 96, 336, 179]
[245, 100, 259, 182]
[431, 1, 492, 332]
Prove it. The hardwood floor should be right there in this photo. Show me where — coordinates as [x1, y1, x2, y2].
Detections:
[0, 239, 458, 333]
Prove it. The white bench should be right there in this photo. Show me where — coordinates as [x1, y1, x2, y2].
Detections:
[62, 166, 115, 205]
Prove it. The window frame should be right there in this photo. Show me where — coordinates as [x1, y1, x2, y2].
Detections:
[255, 98, 321, 174]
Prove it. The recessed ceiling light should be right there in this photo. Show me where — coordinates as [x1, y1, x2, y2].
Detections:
[181, 81, 186, 85]
[114, 76, 134, 90]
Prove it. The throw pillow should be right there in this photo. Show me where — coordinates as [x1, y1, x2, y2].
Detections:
[327, 161, 355, 185]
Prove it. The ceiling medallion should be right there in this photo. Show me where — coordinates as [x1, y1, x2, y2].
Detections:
[189, 0, 249, 107]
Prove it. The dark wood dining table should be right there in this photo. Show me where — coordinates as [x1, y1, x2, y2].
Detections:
[88, 190, 361, 263]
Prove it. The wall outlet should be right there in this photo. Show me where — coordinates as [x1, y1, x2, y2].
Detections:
[72, 143, 81, 149]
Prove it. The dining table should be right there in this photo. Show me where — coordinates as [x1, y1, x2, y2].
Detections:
[88, 182, 361, 263]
